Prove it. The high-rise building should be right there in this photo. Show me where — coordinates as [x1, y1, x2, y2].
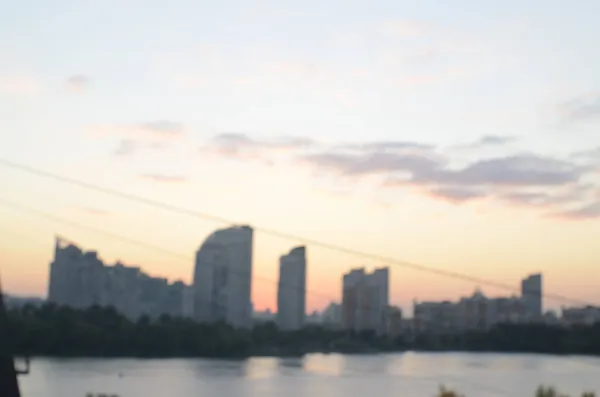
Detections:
[48, 236, 189, 320]
[276, 246, 307, 331]
[342, 267, 389, 334]
[414, 300, 458, 333]
[321, 302, 342, 328]
[367, 268, 390, 333]
[48, 237, 109, 310]
[193, 225, 253, 328]
[521, 273, 543, 319]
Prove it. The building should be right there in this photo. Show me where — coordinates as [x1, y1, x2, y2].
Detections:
[3, 295, 44, 310]
[521, 273, 543, 319]
[305, 310, 322, 325]
[342, 267, 389, 334]
[321, 302, 342, 329]
[562, 306, 600, 326]
[385, 306, 403, 338]
[488, 296, 528, 325]
[414, 300, 458, 333]
[47, 236, 189, 320]
[276, 246, 307, 331]
[48, 240, 107, 310]
[456, 289, 491, 330]
[193, 225, 253, 328]
[414, 289, 530, 333]
[252, 308, 275, 324]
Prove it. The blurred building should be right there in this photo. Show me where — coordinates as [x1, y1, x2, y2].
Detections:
[414, 284, 534, 333]
[384, 306, 403, 338]
[193, 225, 253, 328]
[252, 308, 275, 324]
[521, 273, 543, 319]
[47, 236, 190, 320]
[562, 306, 600, 326]
[342, 267, 389, 334]
[305, 310, 323, 325]
[414, 300, 458, 333]
[321, 302, 342, 329]
[3, 295, 44, 310]
[277, 246, 307, 331]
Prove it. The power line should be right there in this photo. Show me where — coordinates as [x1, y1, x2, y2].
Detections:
[1, 199, 598, 391]
[0, 157, 594, 307]
[0, 198, 336, 305]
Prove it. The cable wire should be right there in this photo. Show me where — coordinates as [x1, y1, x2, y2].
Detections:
[0, 157, 593, 307]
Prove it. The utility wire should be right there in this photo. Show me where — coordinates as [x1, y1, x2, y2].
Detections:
[1, 199, 597, 395]
[0, 157, 595, 307]
[0, 197, 336, 304]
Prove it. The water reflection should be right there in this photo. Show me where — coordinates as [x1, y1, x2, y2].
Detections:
[244, 358, 279, 380]
[19, 353, 600, 397]
[302, 354, 346, 377]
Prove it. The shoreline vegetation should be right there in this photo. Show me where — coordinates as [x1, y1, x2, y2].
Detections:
[6, 304, 600, 358]
[83, 387, 598, 397]
[439, 386, 596, 397]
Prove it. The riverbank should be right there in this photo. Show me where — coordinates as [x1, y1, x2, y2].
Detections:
[7, 304, 600, 358]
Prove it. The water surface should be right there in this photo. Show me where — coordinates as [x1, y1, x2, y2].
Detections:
[19, 352, 600, 397]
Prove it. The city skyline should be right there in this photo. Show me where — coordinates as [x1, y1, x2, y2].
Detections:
[41, 232, 594, 333]
[28, 231, 580, 320]
[1, 1, 600, 312]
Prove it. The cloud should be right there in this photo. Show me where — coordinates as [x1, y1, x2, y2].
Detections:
[269, 61, 321, 79]
[499, 184, 592, 207]
[571, 147, 600, 163]
[114, 140, 136, 156]
[0, 75, 39, 95]
[301, 145, 594, 211]
[551, 201, 600, 220]
[426, 186, 487, 203]
[395, 66, 471, 87]
[90, 121, 185, 159]
[558, 92, 600, 123]
[140, 174, 186, 183]
[89, 120, 185, 139]
[476, 135, 516, 146]
[478, 135, 511, 145]
[341, 141, 436, 152]
[383, 20, 432, 38]
[300, 151, 442, 177]
[408, 154, 584, 187]
[305, 150, 582, 188]
[200, 132, 598, 217]
[66, 75, 90, 92]
[453, 135, 517, 151]
[137, 120, 184, 136]
[204, 132, 316, 160]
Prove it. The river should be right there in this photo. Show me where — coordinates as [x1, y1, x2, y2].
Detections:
[17, 352, 600, 397]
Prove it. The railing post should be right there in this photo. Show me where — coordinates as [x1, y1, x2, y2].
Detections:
[0, 280, 22, 397]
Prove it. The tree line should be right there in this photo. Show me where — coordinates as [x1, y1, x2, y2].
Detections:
[5, 303, 600, 358]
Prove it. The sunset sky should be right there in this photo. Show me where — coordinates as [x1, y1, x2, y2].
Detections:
[1, 0, 599, 314]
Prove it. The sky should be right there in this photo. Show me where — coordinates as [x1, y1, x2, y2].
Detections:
[1, 0, 599, 314]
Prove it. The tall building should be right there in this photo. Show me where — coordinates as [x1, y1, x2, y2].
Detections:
[342, 267, 389, 334]
[321, 302, 342, 328]
[276, 246, 307, 331]
[414, 300, 458, 333]
[521, 273, 543, 319]
[48, 237, 109, 310]
[193, 225, 253, 328]
[562, 306, 600, 326]
[48, 236, 189, 320]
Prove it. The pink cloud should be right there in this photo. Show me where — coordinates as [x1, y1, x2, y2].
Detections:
[0, 75, 39, 95]
[383, 20, 432, 38]
[86, 121, 185, 140]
